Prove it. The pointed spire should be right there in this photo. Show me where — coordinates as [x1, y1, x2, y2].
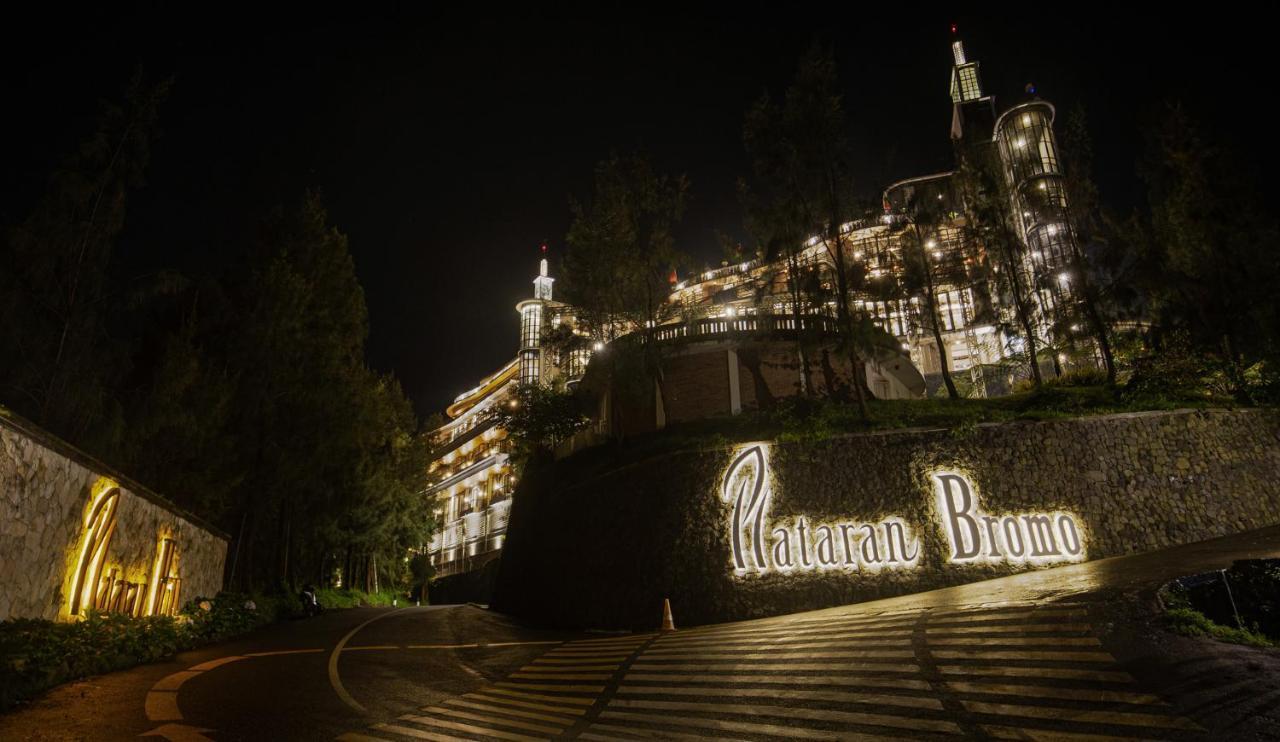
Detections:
[948, 24, 984, 104]
[533, 243, 554, 301]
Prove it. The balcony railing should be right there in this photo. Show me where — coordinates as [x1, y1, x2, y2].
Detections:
[653, 313, 840, 343]
[427, 501, 512, 578]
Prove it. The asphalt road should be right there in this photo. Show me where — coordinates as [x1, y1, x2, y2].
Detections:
[0, 604, 587, 741]
[4, 525, 1280, 740]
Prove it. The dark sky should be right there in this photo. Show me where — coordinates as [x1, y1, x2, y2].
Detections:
[2, 7, 1269, 419]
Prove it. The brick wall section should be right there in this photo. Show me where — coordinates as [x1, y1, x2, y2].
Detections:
[493, 408, 1280, 630]
[737, 343, 857, 408]
[661, 348, 731, 424]
[660, 340, 860, 425]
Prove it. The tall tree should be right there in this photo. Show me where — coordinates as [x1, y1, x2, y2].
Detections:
[898, 196, 962, 398]
[740, 44, 876, 416]
[562, 152, 688, 435]
[1132, 104, 1278, 397]
[0, 73, 169, 450]
[742, 108, 817, 397]
[1058, 106, 1118, 384]
[955, 149, 1045, 388]
[222, 192, 429, 591]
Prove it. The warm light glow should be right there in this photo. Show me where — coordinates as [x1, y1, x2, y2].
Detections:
[932, 471, 1085, 566]
[722, 445, 920, 576]
[68, 479, 120, 617]
[66, 479, 183, 619]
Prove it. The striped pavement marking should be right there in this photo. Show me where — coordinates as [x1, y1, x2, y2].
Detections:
[336, 603, 1203, 740]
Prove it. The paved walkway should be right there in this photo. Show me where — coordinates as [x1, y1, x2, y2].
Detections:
[338, 527, 1280, 740]
[342, 603, 1199, 740]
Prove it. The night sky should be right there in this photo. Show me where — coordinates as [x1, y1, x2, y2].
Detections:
[2, 8, 1268, 420]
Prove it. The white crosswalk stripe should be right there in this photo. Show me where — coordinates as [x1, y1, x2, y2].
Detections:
[338, 605, 1201, 740]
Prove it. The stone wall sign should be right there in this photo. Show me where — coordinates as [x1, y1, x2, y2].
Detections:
[722, 443, 1086, 578]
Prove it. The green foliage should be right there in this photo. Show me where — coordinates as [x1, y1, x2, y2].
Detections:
[563, 151, 689, 437]
[314, 588, 402, 609]
[0, 592, 296, 710]
[492, 383, 590, 457]
[1121, 332, 1238, 404]
[0, 80, 431, 597]
[563, 151, 689, 340]
[1164, 607, 1273, 648]
[1126, 105, 1280, 397]
[571, 383, 1237, 455]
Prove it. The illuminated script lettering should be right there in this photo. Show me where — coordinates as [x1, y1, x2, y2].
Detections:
[933, 472, 1085, 566]
[722, 445, 920, 575]
[66, 481, 182, 618]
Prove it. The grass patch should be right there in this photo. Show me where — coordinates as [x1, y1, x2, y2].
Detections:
[315, 588, 402, 609]
[1164, 607, 1274, 648]
[538, 384, 1250, 488]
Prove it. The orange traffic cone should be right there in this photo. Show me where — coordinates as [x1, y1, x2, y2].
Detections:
[661, 598, 677, 632]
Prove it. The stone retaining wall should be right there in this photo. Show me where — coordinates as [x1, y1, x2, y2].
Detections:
[0, 412, 227, 621]
[492, 408, 1280, 630]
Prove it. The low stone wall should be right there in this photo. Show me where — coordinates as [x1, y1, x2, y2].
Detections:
[0, 412, 228, 621]
[492, 408, 1280, 630]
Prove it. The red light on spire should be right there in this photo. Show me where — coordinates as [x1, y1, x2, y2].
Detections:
[540, 242, 548, 253]
[950, 23, 957, 34]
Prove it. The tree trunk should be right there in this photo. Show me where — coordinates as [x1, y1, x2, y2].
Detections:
[1083, 295, 1116, 384]
[1002, 240, 1042, 387]
[849, 353, 870, 418]
[786, 253, 812, 397]
[928, 310, 959, 399]
[915, 229, 959, 400]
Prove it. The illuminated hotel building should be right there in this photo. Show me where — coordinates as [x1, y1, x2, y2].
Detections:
[425, 28, 1087, 577]
[426, 255, 576, 577]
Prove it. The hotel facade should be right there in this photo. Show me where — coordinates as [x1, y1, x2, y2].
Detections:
[425, 30, 1092, 579]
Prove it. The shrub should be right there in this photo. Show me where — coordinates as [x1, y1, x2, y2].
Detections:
[1, 612, 190, 709]
[1045, 366, 1109, 388]
[1164, 607, 1273, 648]
[0, 591, 302, 710]
[314, 587, 403, 610]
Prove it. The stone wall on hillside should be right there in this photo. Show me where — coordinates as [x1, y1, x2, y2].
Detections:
[492, 408, 1280, 630]
[0, 414, 227, 621]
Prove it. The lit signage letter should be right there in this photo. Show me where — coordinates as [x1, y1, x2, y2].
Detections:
[65, 480, 184, 619]
[1058, 514, 1083, 556]
[1022, 514, 1059, 557]
[935, 473, 981, 560]
[814, 525, 837, 566]
[883, 520, 919, 564]
[931, 471, 1086, 567]
[69, 484, 120, 615]
[771, 528, 794, 569]
[720, 445, 920, 576]
[723, 445, 770, 573]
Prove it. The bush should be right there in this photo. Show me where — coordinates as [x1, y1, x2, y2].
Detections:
[1045, 366, 1110, 388]
[1, 591, 297, 711]
[1, 612, 190, 709]
[1164, 607, 1273, 648]
[1123, 334, 1237, 403]
[314, 587, 403, 610]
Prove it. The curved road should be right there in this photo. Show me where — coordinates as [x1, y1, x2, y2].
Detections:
[0, 604, 587, 741]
